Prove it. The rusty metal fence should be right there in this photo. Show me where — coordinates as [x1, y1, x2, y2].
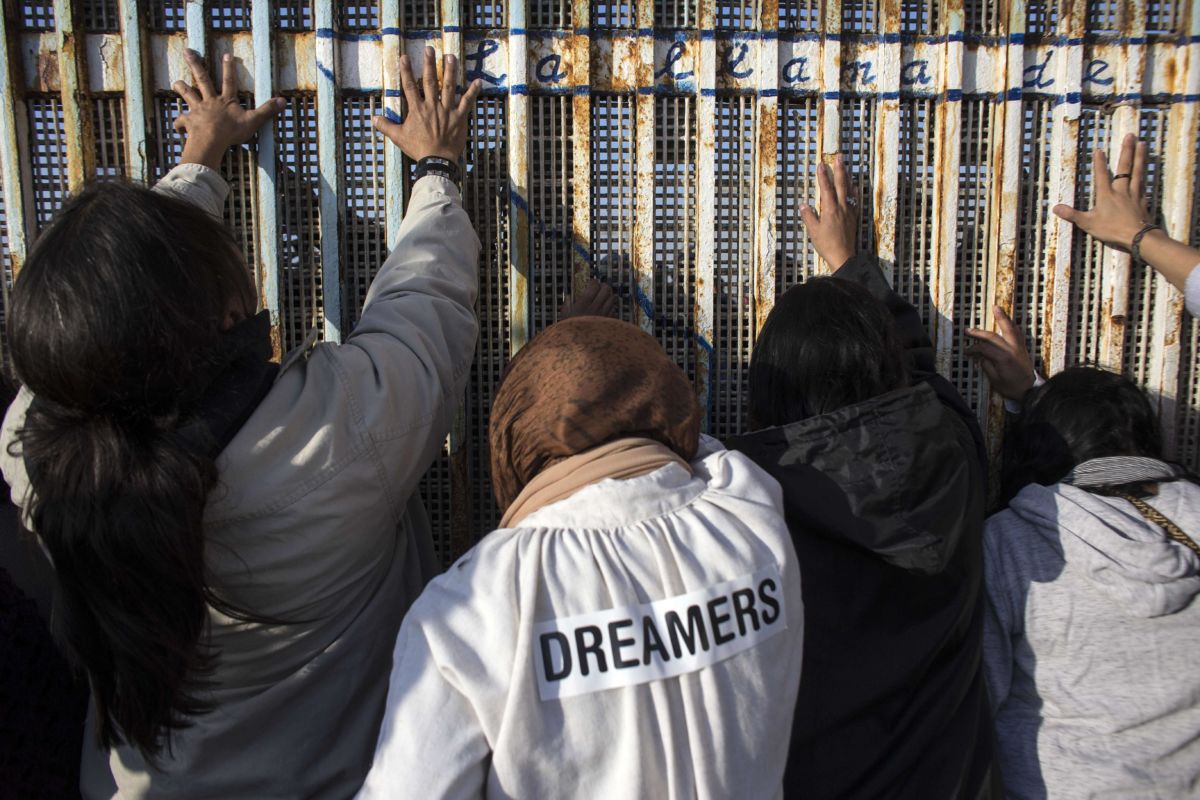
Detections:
[2, 1, 1199, 559]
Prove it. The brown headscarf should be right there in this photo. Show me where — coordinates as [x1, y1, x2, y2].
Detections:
[489, 317, 702, 519]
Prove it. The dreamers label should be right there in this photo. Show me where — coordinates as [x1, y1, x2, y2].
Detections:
[533, 563, 786, 700]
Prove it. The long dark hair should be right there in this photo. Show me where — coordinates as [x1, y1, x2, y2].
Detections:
[748, 276, 908, 428]
[1000, 366, 1164, 503]
[8, 180, 256, 758]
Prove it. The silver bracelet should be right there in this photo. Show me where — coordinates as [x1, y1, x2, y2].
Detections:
[1130, 223, 1161, 265]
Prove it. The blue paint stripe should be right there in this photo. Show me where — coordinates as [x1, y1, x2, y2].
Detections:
[1006, 87, 1022, 101]
[443, 25, 460, 33]
[945, 89, 964, 102]
[384, 88, 403, 97]
[573, 85, 591, 96]
[380, 26, 401, 36]
[822, 91, 840, 100]
[510, 27, 527, 35]
[510, 83, 529, 95]
[575, 27, 590, 37]
[700, 87, 717, 96]
[759, 89, 778, 98]
[317, 61, 335, 82]
[528, 29, 572, 38]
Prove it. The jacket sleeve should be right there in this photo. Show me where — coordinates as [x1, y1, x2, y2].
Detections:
[832, 253, 988, 470]
[981, 522, 1019, 710]
[314, 175, 480, 514]
[150, 162, 230, 218]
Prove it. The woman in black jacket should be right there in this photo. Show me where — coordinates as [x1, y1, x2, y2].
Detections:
[729, 157, 997, 798]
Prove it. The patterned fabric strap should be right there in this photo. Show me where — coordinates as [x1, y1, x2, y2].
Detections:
[1114, 492, 1200, 559]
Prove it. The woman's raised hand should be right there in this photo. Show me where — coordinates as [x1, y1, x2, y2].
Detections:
[173, 49, 286, 170]
[373, 48, 483, 162]
[1053, 133, 1151, 252]
[800, 155, 859, 270]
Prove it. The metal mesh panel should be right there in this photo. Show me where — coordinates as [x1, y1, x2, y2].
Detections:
[964, 0, 1001, 35]
[1015, 98, 1054, 373]
[1123, 107, 1169, 388]
[464, 0, 506, 28]
[1067, 105, 1113, 367]
[655, 0, 695, 29]
[717, 0, 756, 30]
[152, 95, 185, 181]
[901, 0, 938, 36]
[222, 130, 259, 271]
[776, 95, 819, 292]
[1146, 1, 1180, 36]
[530, 0, 570, 28]
[1178, 141, 1200, 471]
[591, 94, 637, 324]
[653, 95, 697, 382]
[779, 0, 818, 31]
[839, 96, 877, 256]
[276, 0, 313, 30]
[463, 96, 509, 536]
[340, 94, 388, 331]
[1085, 0, 1120, 34]
[1026, 0, 1058, 37]
[404, 1, 440, 28]
[210, 0, 252, 29]
[950, 97, 994, 420]
[83, 0, 121, 31]
[712, 95, 755, 440]
[21, 1, 55, 30]
[529, 95, 574, 334]
[276, 95, 324, 353]
[592, 0, 634, 27]
[149, 0, 186, 31]
[896, 97, 936, 326]
[28, 96, 69, 233]
[842, 0, 877, 32]
[340, 2, 379, 30]
[92, 96, 127, 178]
[420, 441, 455, 567]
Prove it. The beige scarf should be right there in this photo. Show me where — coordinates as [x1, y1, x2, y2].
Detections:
[501, 437, 691, 528]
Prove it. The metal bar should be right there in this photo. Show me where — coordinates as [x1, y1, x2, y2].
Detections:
[873, 0, 901, 279]
[753, 0, 779, 331]
[694, 0, 716, 431]
[1151, 20, 1200, 457]
[508, 0, 531, 354]
[381, 0, 403, 243]
[931, 0, 964, 374]
[54, 0, 95, 189]
[187, 0, 206, 54]
[251, 0, 280, 354]
[570, 0, 591, 300]
[817, 0, 843, 203]
[120, 0, 149, 182]
[981, 0, 1026, 465]
[1044, 0, 1086, 374]
[632, 2, 655, 334]
[314, 0, 342, 342]
[1099, 2, 1147, 369]
[0, 1, 28, 275]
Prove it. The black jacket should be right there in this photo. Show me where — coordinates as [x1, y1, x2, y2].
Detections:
[728, 255, 996, 799]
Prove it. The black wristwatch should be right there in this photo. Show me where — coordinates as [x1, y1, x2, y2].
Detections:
[414, 155, 461, 186]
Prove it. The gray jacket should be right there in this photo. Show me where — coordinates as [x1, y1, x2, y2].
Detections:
[0, 163, 481, 798]
[983, 474, 1200, 799]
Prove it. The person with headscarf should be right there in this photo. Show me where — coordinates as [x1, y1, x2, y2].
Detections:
[356, 316, 804, 799]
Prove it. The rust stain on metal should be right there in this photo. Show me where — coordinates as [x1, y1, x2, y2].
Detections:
[269, 324, 283, 364]
[36, 47, 59, 91]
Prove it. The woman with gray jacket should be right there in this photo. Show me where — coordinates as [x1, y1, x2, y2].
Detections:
[969, 354, 1200, 795]
[0, 48, 481, 798]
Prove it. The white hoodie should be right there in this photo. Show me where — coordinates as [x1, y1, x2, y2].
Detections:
[356, 437, 804, 799]
[983, 477, 1200, 799]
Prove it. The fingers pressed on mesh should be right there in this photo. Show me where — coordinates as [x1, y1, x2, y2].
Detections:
[186, 50, 216, 98]
[221, 54, 237, 98]
[442, 55, 458, 109]
[423, 47, 439, 104]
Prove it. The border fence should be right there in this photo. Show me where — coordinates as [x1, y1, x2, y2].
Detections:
[1, 1, 1199, 561]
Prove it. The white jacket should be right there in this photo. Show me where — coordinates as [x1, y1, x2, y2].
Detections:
[0, 164, 481, 798]
[983, 478, 1200, 799]
[356, 437, 804, 799]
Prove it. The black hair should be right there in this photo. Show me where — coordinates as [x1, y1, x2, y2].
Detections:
[8, 180, 256, 758]
[748, 276, 908, 428]
[1000, 366, 1164, 503]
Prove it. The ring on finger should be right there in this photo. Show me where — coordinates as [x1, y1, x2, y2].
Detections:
[1112, 172, 1132, 181]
